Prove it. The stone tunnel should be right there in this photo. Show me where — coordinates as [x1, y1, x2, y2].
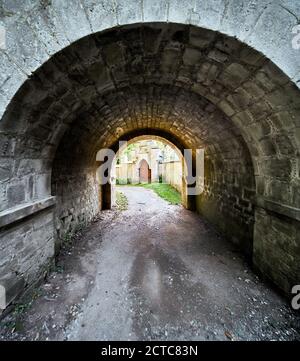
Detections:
[0, 0, 299, 310]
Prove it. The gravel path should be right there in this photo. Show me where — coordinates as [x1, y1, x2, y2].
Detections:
[1, 186, 299, 341]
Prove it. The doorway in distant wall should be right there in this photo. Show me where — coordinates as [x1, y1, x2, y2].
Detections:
[106, 134, 196, 210]
[139, 159, 151, 183]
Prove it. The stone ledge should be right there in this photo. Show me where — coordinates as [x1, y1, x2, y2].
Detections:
[256, 196, 300, 222]
[0, 196, 56, 229]
[0, 274, 25, 313]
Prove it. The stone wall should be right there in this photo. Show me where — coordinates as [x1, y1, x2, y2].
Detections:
[0, 2, 299, 304]
[196, 139, 256, 258]
[51, 164, 99, 250]
[116, 162, 134, 184]
[254, 207, 300, 294]
[0, 202, 55, 311]
[161, 161, 182, 193]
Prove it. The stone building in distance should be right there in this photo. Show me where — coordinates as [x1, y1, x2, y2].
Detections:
[115, 139, 182, 192]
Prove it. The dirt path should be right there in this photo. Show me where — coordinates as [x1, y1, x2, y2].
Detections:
[1, 186, 299, 341]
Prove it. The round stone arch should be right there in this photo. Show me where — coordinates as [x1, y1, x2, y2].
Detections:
[0, 16, 299, 305]
[0, 0, 299, 121]
[102, 133, 195, 211]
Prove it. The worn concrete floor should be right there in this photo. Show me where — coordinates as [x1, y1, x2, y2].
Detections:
[1, 186, 299, 341]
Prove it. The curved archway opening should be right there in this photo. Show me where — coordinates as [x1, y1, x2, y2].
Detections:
[101, 134, 196, 211]
[0, 21, 298, 308]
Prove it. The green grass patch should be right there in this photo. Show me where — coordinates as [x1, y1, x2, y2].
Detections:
[116, 191, 128, 211]
[138, 183, 181, 205]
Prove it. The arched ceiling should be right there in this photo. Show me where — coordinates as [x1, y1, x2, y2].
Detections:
[0, 22, 299, 211]
[2, 24, 298, 155]
[0, 0, 299, 123]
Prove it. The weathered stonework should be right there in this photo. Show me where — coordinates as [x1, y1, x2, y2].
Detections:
[254, 207, 300, 294]
[51, 165, 99, 248]
[0, 206, 55, 310]
[0, 2, 299, 305]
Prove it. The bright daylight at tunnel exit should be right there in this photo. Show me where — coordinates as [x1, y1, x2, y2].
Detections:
[0, 0, 299, 348]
